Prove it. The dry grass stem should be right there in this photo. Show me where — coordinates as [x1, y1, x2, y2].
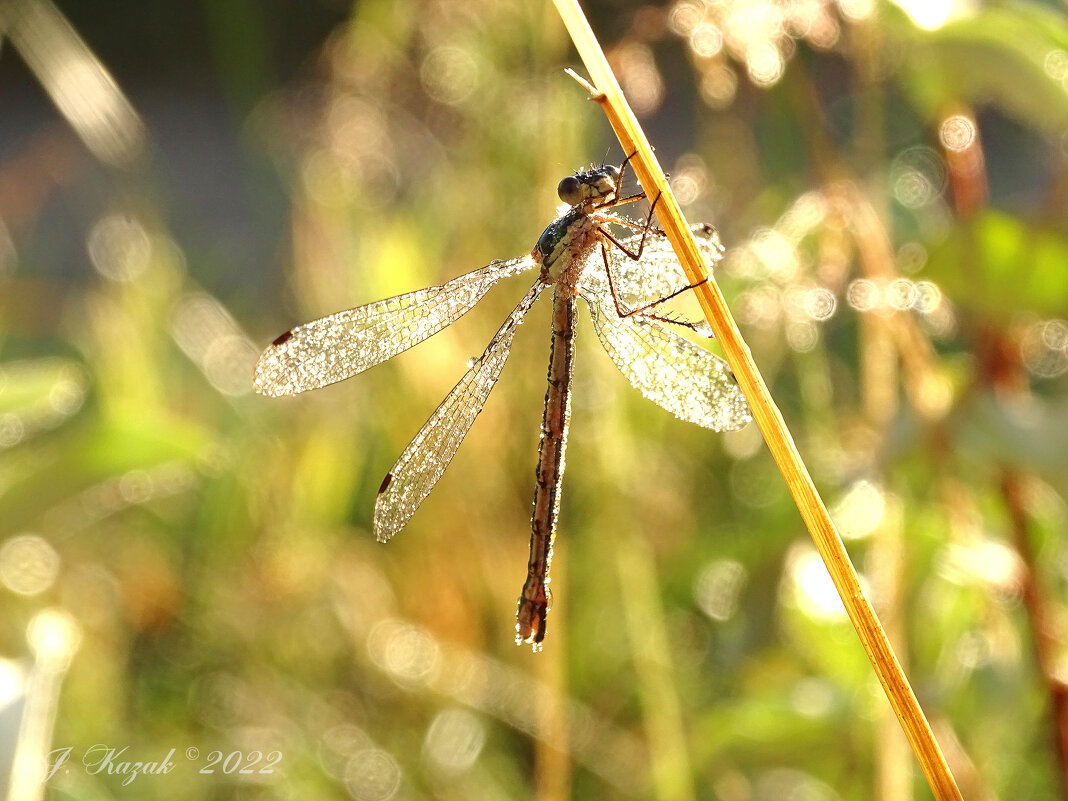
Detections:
[551, 1, 964, 799]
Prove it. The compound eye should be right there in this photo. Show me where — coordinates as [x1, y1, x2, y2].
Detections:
[557, 176, 583, 205]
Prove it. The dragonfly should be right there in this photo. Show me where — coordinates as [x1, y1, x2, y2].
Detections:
[254, 159, 751, 649]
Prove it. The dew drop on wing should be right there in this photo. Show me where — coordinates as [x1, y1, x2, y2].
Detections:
[272, 330, 294, 347]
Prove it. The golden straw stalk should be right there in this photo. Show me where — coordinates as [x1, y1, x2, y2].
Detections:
[551, 2, 963, 799]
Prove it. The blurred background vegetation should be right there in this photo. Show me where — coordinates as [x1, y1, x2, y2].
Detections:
[1, 0, 1067, 799]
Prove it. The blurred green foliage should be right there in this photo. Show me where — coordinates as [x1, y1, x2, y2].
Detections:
[1, 0, 1068, 799]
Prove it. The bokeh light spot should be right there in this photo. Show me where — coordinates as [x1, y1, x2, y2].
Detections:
[699, 64, 738, 107]
[344, 748, 401, 801]
[668, 0, 703, 36]
[87, 214, 152, 282]
[838, 0, 875, 21]
[912, 281, 943, 314]
[784, 545, 859, 621]
[26, 609, 81, 671]
[670, 154, 709, 205]
[367, 620, 440, 686]
[846, 278, 879, 312]
[896, 241, 928, 273]
[887, 278, 918, 311]
[690, 23, 724, 58]
[939, 114, 977, 152]
[1044, 49, 1068, 81]
[786, 319, 819, 352]
[420, 46, 480, 107]
[423, 708, 485, 774]
[830, 481, 886, 540]
[746, 40, 784, 86]
[891, 0, 956, 30]
[172, 292, 259, 397]
[693, 559, 747, 621]
[803, 287, 837, 321]
[612, 42, 664, 114]
[0, 535, 60, 596]
[891, 147, 946, 208]
[1021, 318, 1068, 378]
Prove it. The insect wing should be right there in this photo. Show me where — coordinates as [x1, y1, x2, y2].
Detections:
[373, 281, 547, 542]
[582, 275, 750, 431]
[610, 222, 725, 311]
[254, 256, 535, 397]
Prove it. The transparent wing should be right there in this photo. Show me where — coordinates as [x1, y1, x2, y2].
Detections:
[254, 255, 536, 396]
[608, 222, 725, 309]
[581, 266, 751, 431]
[373, 280, 547, 542]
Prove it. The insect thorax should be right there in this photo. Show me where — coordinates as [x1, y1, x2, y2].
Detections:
[535, 209, 579, 266]
[536, 208, 603, 286]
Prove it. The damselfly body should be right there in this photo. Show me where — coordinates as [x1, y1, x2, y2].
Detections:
[254, 160, 751, 649]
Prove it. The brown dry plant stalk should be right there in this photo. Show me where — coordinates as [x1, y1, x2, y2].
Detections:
[551, 1, 964, 799]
